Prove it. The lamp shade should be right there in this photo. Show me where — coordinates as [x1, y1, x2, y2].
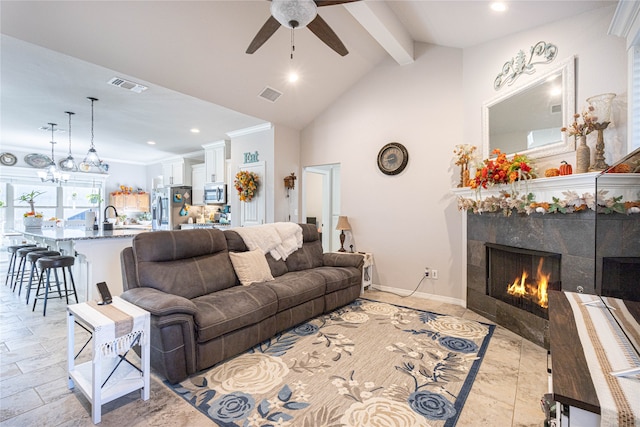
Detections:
[271, 0, 317, 29]
[336, 216, 351, 231]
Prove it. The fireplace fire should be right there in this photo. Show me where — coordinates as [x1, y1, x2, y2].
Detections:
[506, 258, 550, 308]
[486, 243, 561, 319]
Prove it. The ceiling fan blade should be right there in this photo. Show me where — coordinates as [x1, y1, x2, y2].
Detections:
[246, 15, 281, 54]
[315, 0, 360, 6]
[307, 14, 348, 56]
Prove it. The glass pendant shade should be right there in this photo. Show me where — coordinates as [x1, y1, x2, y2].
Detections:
[83, 97, 102, 168]
[39, 122, 69, 183]
[271, 0, 317, 29]
[60, 111, 77, 172]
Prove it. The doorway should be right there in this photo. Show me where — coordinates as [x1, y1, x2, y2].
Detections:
[303, 164, 340, 251]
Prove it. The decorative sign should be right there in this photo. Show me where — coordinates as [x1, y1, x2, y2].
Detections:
[243, 151, 259, 164]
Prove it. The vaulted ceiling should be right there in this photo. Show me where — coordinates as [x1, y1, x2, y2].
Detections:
[0, 0, 615, 164]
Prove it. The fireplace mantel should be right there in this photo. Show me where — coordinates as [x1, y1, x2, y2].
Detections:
[452, 172, 639, 206]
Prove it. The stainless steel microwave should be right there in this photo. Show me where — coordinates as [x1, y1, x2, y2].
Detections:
[204, 183, 226, 204]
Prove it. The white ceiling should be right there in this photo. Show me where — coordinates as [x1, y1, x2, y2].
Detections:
[0, 0, 616, 165]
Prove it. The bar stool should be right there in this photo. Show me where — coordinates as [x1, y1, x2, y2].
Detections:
[12, 247, 49, 294]
[23, 250, 61, 305]
[4, 244, 36, 288]
[32, 255, 78, 316]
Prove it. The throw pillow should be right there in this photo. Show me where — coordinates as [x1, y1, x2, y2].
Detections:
[229, 249, 274, 286]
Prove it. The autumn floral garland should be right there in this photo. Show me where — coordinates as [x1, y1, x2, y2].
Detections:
[234, 171, 259, 202]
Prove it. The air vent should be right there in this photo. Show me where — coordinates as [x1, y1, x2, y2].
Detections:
[259, 86, 283, 103]
[107, 77, 148, 93]
[551, 104, 562, 114]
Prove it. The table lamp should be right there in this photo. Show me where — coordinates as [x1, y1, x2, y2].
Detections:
[336, 216, 351, 252]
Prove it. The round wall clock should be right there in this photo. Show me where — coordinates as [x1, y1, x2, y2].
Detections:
[377, 142, 408, 175]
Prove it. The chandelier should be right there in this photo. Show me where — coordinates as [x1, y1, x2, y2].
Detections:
[59, 111, 77, 172]
[38, 123, 69, 183]
[82, 96, 102, 170]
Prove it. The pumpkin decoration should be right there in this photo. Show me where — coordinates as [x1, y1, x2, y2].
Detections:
[559, 161, 572, 176]
[609, 163, 631, 173]
[545, 168, 560, 177]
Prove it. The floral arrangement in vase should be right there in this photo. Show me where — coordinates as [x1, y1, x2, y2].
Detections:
[561, 105, 597, 174]
[234, 171, 259, 202]
[470, 149, 536, 190]
[561, 105, 597, 138]
[453, 144, 476, 187]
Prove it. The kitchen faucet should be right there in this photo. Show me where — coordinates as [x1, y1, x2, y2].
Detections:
[103, 205, 118, 231]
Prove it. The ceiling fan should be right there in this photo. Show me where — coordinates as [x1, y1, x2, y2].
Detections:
[246, 0, 360, 57]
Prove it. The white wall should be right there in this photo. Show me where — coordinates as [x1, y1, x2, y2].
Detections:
[273, 125, 300, 223]
[299, 5, 628, 306]
[464, 5, 628, 172]
[301, 43, 465, 304]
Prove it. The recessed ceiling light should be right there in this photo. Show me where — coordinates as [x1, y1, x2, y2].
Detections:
[147, 141, 156, 145]
[288, 72, 299, 83]
[491, 2, 507, 12]
[190, 128, 200, 134]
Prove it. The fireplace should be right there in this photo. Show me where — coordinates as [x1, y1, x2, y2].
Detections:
[486, 243, 562, 320]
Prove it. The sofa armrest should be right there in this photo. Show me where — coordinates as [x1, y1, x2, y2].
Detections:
[323, 252, 364, 269]
[120, 287, 198, 317]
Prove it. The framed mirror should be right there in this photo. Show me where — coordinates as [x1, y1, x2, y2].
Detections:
[482, 56, 576, 160]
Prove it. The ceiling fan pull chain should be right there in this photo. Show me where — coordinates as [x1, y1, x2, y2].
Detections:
[290, 27, 295, 59]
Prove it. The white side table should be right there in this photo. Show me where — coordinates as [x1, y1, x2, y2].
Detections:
[335, 251, 374, 294]
[67, 296, 150, 424]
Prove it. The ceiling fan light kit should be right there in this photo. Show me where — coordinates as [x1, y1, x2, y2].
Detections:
[246, 0, 356, 57]
[271, 0, 317, 29]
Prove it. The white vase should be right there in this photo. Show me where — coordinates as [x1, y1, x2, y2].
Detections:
[575, 136, 590, 174]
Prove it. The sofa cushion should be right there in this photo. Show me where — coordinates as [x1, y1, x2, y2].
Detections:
[225, 230, 289, 278]
[264, 270, 326, 311]
[229, 249, 274, 286]
[133, 229, 239, 299]
[314, 266, 362, 293]
[285, 240, 323, 272]
[191, 285, 278, 343]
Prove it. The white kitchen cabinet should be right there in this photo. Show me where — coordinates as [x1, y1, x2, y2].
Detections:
[191, 164, 205, 205]
[203, 140, 229, 183]
[162, 158, 199, 186]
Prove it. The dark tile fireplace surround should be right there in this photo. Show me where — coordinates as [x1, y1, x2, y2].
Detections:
[466, 211, 640, 348]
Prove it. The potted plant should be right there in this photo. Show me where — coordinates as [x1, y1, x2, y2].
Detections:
[17, 190, 45, 227]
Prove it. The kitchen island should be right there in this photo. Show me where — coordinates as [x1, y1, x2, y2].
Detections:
[19, 227, 151, 301]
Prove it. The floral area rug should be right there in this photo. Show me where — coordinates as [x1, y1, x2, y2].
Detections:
[166, 298, 495, 427]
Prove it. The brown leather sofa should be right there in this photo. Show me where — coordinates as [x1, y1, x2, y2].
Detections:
[120, 223, 363, 383]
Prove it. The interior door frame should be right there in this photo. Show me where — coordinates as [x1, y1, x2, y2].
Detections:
[302, 164, 340, 251]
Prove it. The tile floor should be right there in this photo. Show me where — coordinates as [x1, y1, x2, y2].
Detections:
[0, 270, 549, 426]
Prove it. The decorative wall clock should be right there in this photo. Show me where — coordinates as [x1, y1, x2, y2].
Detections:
[377, 142, 408, 175]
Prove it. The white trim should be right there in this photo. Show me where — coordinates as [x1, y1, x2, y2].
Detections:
[609, 0, 640, 49]
[370, 284, 466, 308]
[226, 122, 272, 139]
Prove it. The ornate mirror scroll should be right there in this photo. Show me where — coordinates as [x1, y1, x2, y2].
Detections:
[482, 55, 576, 160]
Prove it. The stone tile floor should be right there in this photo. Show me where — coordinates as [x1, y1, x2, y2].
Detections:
[0, 270, 548, 426]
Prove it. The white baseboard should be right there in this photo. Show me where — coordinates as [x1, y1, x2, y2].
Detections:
[368, 284, 466, 308]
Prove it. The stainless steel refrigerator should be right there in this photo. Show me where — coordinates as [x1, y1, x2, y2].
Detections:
[152, 185, 192, 230]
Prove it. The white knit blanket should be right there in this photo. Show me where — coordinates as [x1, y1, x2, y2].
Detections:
[233, 222, 303, 261]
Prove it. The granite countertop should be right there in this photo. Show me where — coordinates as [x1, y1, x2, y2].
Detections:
[18, 227, 151, 242]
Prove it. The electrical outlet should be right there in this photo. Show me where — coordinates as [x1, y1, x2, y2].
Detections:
[424, 267, 430, 277]
[432, 269, 439, 279]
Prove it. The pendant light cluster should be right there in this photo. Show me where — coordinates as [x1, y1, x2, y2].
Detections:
[38, 123, 70, 183]
[37, 96, 105, 182]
